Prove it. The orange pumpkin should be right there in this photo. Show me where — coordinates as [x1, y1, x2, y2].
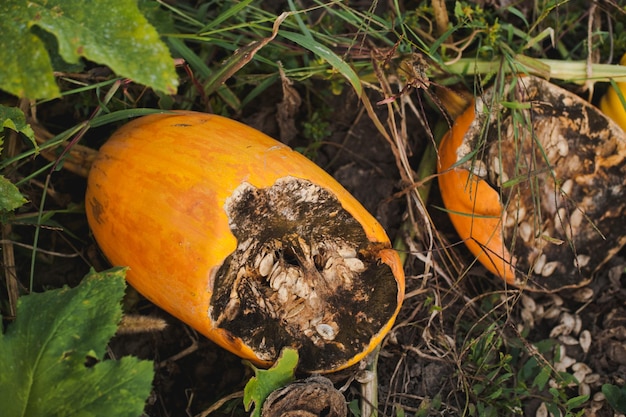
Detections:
[85, 111, 405, 372]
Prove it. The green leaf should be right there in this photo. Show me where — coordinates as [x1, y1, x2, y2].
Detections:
[0, 0, 178, 99]
[0, 105, 36, 148]
[566, 394, 589, 409]
[348, 399, 361, 417]
[0, 175, 27, 212]
[138, 0, 176, 35]
[243, 348, 299, 417]
[0, 268, 154, 417]
[545, 401, 560, 417]
[532, 365, 551, 391]
[602, 384, 626, 413]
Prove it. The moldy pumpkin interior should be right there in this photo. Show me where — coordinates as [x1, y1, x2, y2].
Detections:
[211, 177, 398, 370]
[439, 76, 626, 291]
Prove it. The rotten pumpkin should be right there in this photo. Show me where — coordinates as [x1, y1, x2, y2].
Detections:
[85, 111, 405, 373]
[437, 76, 626, 292]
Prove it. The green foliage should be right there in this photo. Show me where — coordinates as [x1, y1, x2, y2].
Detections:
[414, 393, 442, 417]
[279, 30, 362, 98]
[243, 348, 298, 417]
[302, 110, 332, 143]
[348, 399, 361, 417]
[0, 175, 27, 212]
[603, 383, 626, 413]
[0, 0, 178, 99]
[606, 20, 626, 60]
[0, 268, 154, 417]
[0, 105, 34, 213]
[0, 105, 36, 147]
[464, 323, 523, 416]
[459, 297, 589, 417]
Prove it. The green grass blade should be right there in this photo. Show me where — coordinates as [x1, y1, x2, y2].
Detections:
[199, 0, 256, 32]
[279, 30, 363, 97]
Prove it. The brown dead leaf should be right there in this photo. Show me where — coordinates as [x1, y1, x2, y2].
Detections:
[276, 64, 301, 144]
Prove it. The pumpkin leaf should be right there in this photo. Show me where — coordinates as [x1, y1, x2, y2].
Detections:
[243, 348, 299, 417]
[0, 175, 27, 212]
[0, 105, 31, 212]
[0, 0, 178, 99]
[0, 267, 155, 417]
[603, 384, 626, 413]
[0, 105, 36, 150]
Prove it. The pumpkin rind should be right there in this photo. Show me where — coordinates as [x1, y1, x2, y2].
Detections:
[86, 111, 405, 372]
[437, 103, 516, 284]
[600, 54, 626, 132]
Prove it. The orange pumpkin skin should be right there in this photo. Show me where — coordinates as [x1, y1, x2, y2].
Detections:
[600, 54, 626, 132]
[86, 111, 405, 372]
[437, 102, 516, 284]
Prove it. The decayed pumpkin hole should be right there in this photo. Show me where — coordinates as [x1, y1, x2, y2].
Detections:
[209, 177, 398, 371]
[470, 77, 626, 289]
